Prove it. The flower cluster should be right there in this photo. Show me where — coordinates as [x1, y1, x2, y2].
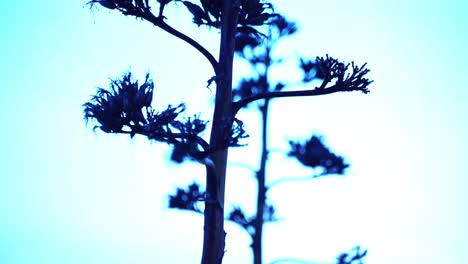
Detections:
[88, 0, 151, 12]
[228, 203, 276, 236]
[233, 75, 268, 103]
[180, 0, 276, 30]
[168, 182, 204, 213]
[83, 72, 209, 162]
[315, 55, 372, 93]
[83, 72, 248, 162]
[83, 72, 154, 134]
[288, 135, 349, 175]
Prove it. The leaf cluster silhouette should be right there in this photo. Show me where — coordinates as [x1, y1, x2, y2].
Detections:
[83, 72, 247, 163]
[288, 136, 349, 175]
[169, 182, 205, 212]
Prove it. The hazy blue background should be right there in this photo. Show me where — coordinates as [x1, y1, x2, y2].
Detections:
[1, 0, 467, 263]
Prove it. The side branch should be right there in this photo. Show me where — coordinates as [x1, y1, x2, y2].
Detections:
[233, 84, 357, 114]
[119, 129, 210, 152]
[104, 3, 220, 75]
[233, 57, 372, 114]
[142, 12, 220, 74]
[266, 172, 333, 193]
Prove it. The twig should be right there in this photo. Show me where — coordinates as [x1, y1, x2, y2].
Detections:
[233, 83, 355, 115]
[267, 172, 337, 192]
[99, 4, 220, 75]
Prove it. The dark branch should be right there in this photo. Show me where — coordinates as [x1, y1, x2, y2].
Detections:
[233, 56, 372, 114]
[118, 129, 210, 152]
[267, 172, 338, 192]
[270, 246, 367, 264]
[226, 161, 257, 173]
[89, 1, 219, 75]
[233, 84, 355, 114]
[139, 11, 220, 75]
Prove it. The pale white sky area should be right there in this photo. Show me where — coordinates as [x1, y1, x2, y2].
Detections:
[1, 1, 467, 263]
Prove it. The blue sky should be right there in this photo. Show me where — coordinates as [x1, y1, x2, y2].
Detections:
[1, 0, 467, 263]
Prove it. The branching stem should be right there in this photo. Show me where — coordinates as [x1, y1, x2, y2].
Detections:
[233, 83, 358, 115]
[119, 128, 210, 152]
[116, 7, 220, 75]
[267, 172, 337, 192]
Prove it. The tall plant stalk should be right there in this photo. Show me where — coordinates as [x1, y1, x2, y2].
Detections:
[202, 1, 239, 263]
[82, 1, 372, 263]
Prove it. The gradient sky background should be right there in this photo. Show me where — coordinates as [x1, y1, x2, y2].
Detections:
[1, 0, 467, 263]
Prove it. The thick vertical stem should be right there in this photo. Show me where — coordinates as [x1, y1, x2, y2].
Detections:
[201, 1, 239, 264]
[253, 98, 269, 264]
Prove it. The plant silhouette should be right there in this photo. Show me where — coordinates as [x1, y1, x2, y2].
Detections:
[83, 1, 372, 263]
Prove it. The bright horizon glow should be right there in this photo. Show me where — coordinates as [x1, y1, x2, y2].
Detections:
[1, 1, 467, 263]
